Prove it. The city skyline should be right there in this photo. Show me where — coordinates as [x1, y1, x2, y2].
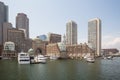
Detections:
[0, 0, 120, 50]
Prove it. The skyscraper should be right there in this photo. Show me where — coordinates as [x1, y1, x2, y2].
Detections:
[16, 13, 29, 39]
[66, 20, 77, 45]
[88, 18, 101, 56]
[3, 22, 13, 44]
[0, 1, 8, 45]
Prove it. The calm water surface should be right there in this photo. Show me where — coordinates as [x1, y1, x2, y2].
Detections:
[0, 58, 120, 80]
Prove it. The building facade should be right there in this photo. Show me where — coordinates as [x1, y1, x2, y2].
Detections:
[102, 48, 119, 56]
[32, 38, 48, 55]
[7, 28, 32, 52]
[4, 41, 15, 51]
[7, 28, 25, 52]
[0, 1, 8, 45]
[46, 43, 60, 57]
[0, 45, 2, 56]
[2, 41, 16, 59]
[16, 13, 29, 39]
[66, 43, 93, 58]
[48, 33, 61, 43]
[88, 18, 101, 56]
[46, 43, 93, 59]
[3, 22, 13, 44]
[66, 20, 77, 45]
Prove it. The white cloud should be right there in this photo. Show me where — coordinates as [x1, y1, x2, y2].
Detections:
[102, 35, 120, 50]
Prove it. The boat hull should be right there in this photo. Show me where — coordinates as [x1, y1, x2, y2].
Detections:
[18, 61, 30, 64]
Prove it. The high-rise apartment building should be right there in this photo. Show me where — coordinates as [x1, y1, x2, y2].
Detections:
[3, 22, 13, 44]
[66, 20, 77, 45]
[7, 28, 25, 52]
[16, 13, 29, 38]
[88, 18, 101, 56]
[0, 1, 8, 45]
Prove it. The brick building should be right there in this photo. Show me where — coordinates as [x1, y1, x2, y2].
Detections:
[32, 38, 48, 55]
[46, 43, 60, 57]
[48, 33, 61, 43]
[102, 48, 119, 56]
[7, 28, 32, 52]
[66, 43, 94, 58]
[46, 42, 93, 59]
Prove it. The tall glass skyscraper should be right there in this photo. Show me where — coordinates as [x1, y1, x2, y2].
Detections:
[66, 20, 77, 45]
[88, 18, 101, 56]
[0, 1, 8, 45]
[16, 13, 29, 39]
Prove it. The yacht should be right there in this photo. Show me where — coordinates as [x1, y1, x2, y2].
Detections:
[18, 52, 30, 64]
[34, 55, 46, 63]
[50, 55, 58, 60]
[107, 56, 113, 60]
[86, 57, 95, 63]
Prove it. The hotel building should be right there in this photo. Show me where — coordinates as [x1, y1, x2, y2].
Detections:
[88, 18, 101, 56]
[66, 20, 77, 45]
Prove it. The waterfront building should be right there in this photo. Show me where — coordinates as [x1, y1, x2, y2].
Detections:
[46, 37, 67, 58]
[102, 48, 119, 56]
[46, 43, 60, 57]
[16, 13, 29, 39]
[88, 18, 101, 56]
[66, 43, 93, 59]
[2, 41, 16, 59]
[3, 22, 13, 44]
[47, 33, 61, 43]
[7, 28, 32, 52]
[32, 38, 48, 55]
[4, 41, 15, 51]
[66, 20, 77, 45]
[46, 42, 93, 59]
[0, 1, 8, 45]
[57, 42, 68, 58]
[7, 28, 25, 52]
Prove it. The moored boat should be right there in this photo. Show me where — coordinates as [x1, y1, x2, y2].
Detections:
[107, 56, 113, 60]
[49, 55, 58, 60]
[18, 52, 30, 64]
[86, 57, 95, 63]
[34, 55, 46, 63]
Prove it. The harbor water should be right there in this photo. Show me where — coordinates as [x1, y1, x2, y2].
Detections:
[0, 57, 120, 80]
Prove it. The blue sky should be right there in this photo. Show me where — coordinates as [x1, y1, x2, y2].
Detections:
[1, 0, 120, 49]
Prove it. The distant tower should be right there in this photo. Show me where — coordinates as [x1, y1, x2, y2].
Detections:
[63, 34, 66, 44]
[88, 18, 101, 56]
[16, 13, 29, 39]
[66, 20, 77, 45]
[0, 1, 8, 45]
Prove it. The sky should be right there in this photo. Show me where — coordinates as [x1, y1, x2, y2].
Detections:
[0, 0, 120, 50]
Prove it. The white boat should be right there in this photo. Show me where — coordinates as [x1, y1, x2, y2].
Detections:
[107, 56, 113, 60]
[34, 55, 46, 63]
[50, 56, 58, 60]
[86, 57, 95, 63]
[18, 52, 30, 64]
[50, 55, 58, 60]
